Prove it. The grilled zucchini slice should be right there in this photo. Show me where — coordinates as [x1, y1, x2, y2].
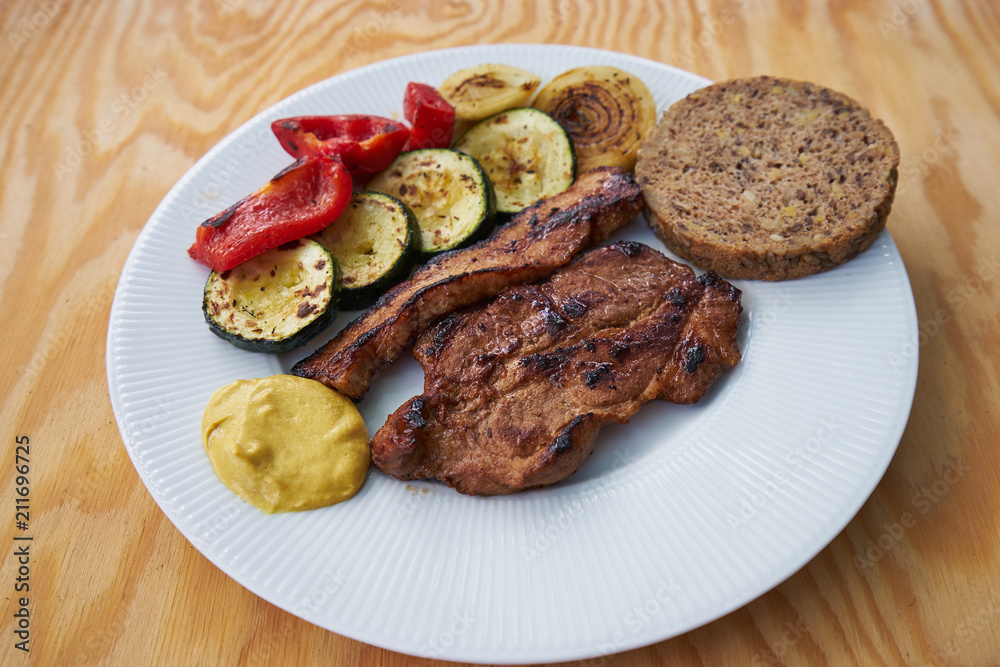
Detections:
[366, 149, 496, 257]
[312, 191, 420, 310]
[454, 107, 575, 218]
[202, 238, 339, 353]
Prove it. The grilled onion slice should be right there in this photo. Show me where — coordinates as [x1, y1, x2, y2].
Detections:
[533, 66, 656, 174]
[438, 64, 541, 123]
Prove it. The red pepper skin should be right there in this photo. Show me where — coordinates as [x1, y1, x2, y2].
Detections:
[402, 83, 455, 151]
[271, 115, 410, 182]
[187, 156, 351, 272]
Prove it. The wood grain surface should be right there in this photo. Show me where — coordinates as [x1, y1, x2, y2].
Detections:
[2, 0, 999, 664]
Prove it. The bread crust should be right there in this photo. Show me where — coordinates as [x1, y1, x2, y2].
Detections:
[636, 76, 900, 281]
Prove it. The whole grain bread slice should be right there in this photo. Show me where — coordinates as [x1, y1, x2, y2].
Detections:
[635, 76, 900, 280]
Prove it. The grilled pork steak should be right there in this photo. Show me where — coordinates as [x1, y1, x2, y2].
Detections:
[291, 167, 643, 400]
[371, 241, 743, 495]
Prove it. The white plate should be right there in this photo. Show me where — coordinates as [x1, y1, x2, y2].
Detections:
[106, 44, 918, 664]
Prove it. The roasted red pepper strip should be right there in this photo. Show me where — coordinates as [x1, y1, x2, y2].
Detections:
[271, 115, 410, 182]
[187, 156, 351, 272]
[402, 82, 456, 151]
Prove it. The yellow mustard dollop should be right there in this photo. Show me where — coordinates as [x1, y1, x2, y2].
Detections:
[201, 375, 369, 513]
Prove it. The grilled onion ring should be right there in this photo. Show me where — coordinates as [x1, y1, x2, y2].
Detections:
[533, 66, 656, 174]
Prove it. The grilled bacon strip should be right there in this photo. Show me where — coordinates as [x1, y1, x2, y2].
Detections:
[370, 242, 743, 495]
[292, 167, 643, 400]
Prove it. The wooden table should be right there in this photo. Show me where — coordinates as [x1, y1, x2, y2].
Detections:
[3, 0, 998, 664]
